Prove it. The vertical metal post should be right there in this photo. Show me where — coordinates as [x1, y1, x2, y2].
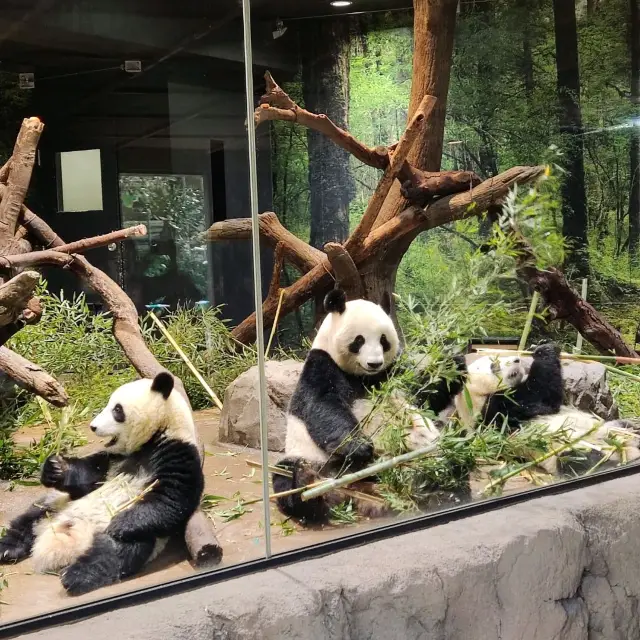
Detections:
[241, 0, 272, 557]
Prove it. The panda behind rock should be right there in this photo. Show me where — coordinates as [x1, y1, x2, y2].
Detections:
[0, 372, 204, 596]
[273, 289, 442, 525]
[453, 343, 640, 474]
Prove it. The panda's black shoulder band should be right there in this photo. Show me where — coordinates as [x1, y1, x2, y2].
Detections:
[324, 288, 347, 314]
[151, 371, 174, 399]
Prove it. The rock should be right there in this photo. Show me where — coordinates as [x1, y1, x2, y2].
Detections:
[560, 360, 619, 421]
[218, 359, 303, 451]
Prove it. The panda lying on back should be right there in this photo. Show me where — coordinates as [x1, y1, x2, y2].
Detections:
[273, 289, 442, 524]
[450, 343, 640, 474]
[0, 372, 204, 596]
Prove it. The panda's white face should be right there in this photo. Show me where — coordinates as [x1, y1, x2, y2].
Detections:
[467, 354, 528, 395]
[313, 296, 400, 376]
[90, 372, 196, 454]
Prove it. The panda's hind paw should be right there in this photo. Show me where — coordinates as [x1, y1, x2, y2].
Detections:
[343, 440, 374, 467]
[0, 532, 31, 564]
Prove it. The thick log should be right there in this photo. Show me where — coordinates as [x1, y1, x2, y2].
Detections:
[205, 211, 323, 274]
[0, 118, 44, 245]
[0, 347, 68, 406]
[184, 509, 223, 568]
[400, 169, 483, 207]
[0, 159, 11, 184]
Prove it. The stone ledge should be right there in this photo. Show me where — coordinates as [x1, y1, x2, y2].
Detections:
[17, 474, 640, 640]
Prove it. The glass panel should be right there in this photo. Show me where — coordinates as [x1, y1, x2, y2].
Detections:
[248, 0, 640, 555]
[0, 0, 261, 625]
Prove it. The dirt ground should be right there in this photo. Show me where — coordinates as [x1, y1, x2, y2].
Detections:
[0, 408, 539, 624]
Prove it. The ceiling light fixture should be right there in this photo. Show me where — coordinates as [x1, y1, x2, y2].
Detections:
[330, 1, 353, 7]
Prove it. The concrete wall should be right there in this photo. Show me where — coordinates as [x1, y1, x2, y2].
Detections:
[19, 474, 640, 640]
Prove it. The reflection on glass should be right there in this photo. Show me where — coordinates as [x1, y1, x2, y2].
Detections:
[119, 174, 208, 311]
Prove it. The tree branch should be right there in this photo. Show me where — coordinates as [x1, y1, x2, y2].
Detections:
[1, 225, 147, 272]
[205, 211, 323, 274]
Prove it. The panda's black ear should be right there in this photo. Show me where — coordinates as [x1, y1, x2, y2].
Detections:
[324, 288, 347, 314]
[151, 371, 174, 399]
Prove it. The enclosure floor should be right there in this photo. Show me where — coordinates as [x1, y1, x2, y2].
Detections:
[0, 408, 537, 624]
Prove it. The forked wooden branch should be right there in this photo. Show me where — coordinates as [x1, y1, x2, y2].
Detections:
[255, 72, 480, 207]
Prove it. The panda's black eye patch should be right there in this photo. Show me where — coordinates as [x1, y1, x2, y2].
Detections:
[380, 334, 391, 352]
[349, 335, 365, 354]
[112, 403, 125, 423]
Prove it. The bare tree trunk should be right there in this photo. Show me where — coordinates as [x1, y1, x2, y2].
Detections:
[302, 18, 353, 249]
[628, 0, 640, 265]
[552, 0, 589, 276]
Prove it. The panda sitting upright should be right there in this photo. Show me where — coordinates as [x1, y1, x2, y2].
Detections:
[273, 288, 441, 524]
[451, 343, 640, 474]
[0, 372, 204, 596]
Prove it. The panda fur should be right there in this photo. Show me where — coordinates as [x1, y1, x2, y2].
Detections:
[273, 289, 442, 524]
[451, 343, 640, 474]
[0, 372, 204, 596]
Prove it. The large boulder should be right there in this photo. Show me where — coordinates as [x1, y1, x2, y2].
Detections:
[560, 359, 619, 421]
[218, 359, 303, 452]
[512, 356, 619, 421]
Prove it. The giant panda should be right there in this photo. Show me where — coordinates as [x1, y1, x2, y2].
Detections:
[272, 288, 444, 524]
[0, 372, 204, 596]
[449, 343, 640, 474]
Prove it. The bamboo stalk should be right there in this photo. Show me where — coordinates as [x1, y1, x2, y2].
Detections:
[574, 278, 588, 354]
[518, 291, 539, 351]
[603, 364, 640, 383]
[265, 288, 285, 358]
[246, 459, 292, 477]
[482, 426, 599, 494]
[301, 443, 439, 502]
[149, 312, 223, 410]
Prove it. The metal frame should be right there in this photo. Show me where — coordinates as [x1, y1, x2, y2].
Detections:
[2, 462, 640, 639]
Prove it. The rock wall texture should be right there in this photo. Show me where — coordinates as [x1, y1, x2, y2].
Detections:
[15, 473, 640, 640]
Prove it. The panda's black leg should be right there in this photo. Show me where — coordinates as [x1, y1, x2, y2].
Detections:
[61, 533, 154, 596]
[0, 502, 50, 564]
[272, 457, 332, 525]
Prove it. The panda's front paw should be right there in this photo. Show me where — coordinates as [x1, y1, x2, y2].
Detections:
[532, 342, 561, 360]
[41, 455, 67, 489]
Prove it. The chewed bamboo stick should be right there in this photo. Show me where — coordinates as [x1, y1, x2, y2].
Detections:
[301, 443, 439, 502]
[149, 312, 223, 410]
[245, 460, 386, 505]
